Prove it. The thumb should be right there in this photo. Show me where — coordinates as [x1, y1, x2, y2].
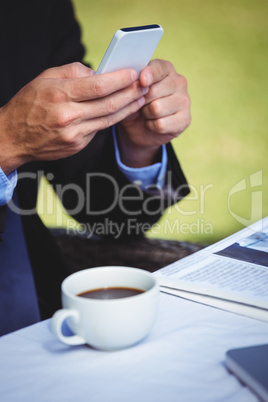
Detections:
[39, 62, 95, 79]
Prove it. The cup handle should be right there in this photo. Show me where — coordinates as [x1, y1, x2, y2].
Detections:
[51, 309, 86, 346]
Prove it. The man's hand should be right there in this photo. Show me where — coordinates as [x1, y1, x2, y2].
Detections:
[116, 59, 191, 167]
[0, 62, 147, 175]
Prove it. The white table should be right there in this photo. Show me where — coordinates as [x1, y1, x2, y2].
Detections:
[1, 293, 268, 402]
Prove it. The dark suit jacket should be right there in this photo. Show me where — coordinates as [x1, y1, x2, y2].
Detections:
[0, 0, 189, 319]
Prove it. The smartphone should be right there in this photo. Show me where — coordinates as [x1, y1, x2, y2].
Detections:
[226, 344, 268, 401]
[96, 24, 164, 76]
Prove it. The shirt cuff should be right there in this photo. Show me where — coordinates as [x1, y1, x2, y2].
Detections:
[112, 125, 167, 190]
[0, 167, 17, 206]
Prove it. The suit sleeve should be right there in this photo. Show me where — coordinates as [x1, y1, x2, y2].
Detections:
[48, 0, 86, 67]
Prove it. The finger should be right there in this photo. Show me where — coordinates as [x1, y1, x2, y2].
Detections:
[145, 110, 191, 137]
[139, 59, 174, 87]
[144, 72, 188, 105]
[79, 96, 146, 133]
[66, 69, 138, 102]
[73, 82, 148, 121]
[47, 94, 146, 153]
[142, 82, 191, 119]
[40, 62, 94, 79]
[141, 95, 182, 120]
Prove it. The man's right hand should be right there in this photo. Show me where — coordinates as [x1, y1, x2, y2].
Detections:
[0, 62, 147, 175]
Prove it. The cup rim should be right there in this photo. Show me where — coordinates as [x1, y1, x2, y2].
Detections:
[61, 266, 158, 303]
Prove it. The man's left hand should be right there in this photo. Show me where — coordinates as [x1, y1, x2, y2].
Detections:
[116, 59, 191, 167]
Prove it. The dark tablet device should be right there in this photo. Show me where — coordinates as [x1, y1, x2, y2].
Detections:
[226, 344, 268, 402]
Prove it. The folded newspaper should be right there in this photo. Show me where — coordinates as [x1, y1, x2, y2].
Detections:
[154, 217, 268, 322]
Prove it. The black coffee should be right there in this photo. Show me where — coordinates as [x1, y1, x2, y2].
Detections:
[77, 287, 144, 300]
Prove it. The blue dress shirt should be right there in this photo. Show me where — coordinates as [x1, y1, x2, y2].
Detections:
[112, 126, 167, 190]
[0, 169, 17, 206]
[0, 131, 168, 207]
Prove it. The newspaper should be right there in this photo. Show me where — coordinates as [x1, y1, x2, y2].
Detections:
[154, 217, 268, 321]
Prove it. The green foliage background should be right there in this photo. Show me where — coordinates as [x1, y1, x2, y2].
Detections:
[37, 0, 268, 244]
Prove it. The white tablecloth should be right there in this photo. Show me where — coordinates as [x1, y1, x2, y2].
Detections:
[0, 293, 268, 402]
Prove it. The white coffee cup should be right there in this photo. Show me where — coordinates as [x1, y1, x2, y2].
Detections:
[51, 266, 159, 350]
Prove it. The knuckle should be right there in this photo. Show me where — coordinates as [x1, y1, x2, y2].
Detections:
[182, 94, 191, 116]
[165, 60, 173, 72]
[101, 115, 113, 130]
[149, 100, 161, 117]
[185, 93, 191, 108]
[106, 98, 117, 114]
[68, 62, 90, 79]
[178, 74, 188, 89]
[57, 111, 69, 128]
[60, 129, 81, 149]
[92, 79, 106, 97]
[61, 133, 74, 146]
[185, 111, 192, 128]
[52, 108, 74, 128]
[64, 62, 81, 79]
[69, 61, 83, 74]
[38, 67, 54, 78]
[155, 118, 166, 133]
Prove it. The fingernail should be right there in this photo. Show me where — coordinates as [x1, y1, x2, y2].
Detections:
[145, 72, 153, 86]
[142, 87, 149, 95]
[131, 70, 138, 82]
[138, 97, 145, 107]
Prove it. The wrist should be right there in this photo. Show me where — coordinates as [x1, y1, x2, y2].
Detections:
[0, 105, 29, 175]
[116, 124, 161, 168]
